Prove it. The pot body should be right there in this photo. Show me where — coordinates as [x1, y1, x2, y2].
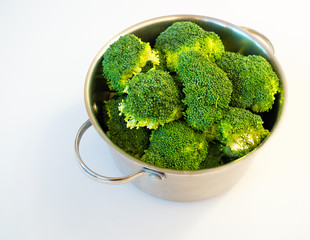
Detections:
[110, 146, 255, 201]
[81, 15, 286, 201]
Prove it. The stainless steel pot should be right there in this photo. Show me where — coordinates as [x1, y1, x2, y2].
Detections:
[75, 15, 286, 201]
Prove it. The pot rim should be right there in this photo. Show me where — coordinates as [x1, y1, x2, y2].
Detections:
[84, 14, 287, 175]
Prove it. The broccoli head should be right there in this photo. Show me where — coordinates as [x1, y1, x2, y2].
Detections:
[215, 107, 270, 158]
[155, 21, 224, 72]
[105, 97, 150, 158]
[119, 69, 184, 129]
[185, 104, 223, 133]
[200, 141, 225, 169]
[141, 120, 209, 170]
[102, 34, 159, 92]
[177, 50, 233, 131]
[216, 52, 280, 112]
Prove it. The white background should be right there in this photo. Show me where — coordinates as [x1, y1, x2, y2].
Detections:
[1, 0, 309, 239]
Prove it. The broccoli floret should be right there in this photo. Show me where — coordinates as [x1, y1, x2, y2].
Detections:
[154, 48, 168, 71]
[141, 48, 168, 73]
[119, 69, 184, 129]
[177, 50, 233, 131]
[216, 52, 280, 112]
[215, 107, 270, 158]
[105, 98, 150, 158]
[185, 104, 223, 132]
[155, 21, 224, 72]
[141, 120, 208, 170]
[200, 141, 224, 169]
[102, 34, 159, 92]
[178, 51, 232, 108]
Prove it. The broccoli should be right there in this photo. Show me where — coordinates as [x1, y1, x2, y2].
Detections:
[215, 107, 270, 158]
[155, 21, 224, 72]
[102, 34, 159, 92]
[177, 50, 233, 131]
[105, 97, 150, 158]
[97, 22, 278, 171]
[141, 120, 209, 170]
[142, 48, 168, 73]
[185, 104, 223, 133]
[216, 52, 280, 112]
[200, 141, 224, 169]
[118, 69, 184, 129]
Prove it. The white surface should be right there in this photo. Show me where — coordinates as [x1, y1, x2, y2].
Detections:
[1, 0, 309, 239]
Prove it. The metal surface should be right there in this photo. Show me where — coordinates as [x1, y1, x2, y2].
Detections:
[77, 14, 286, 201]
[241, 26, 275, 54]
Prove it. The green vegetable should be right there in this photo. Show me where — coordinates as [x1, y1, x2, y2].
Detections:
[177, 50, 232, 131]
[155, 21, 224, 72]
[100, 21, 279, 170]
[215, 107, 270, 158]
[102, 34, 159, 92]
[105, 97, 150, 158]
[216, 51, 280, 112]
[142, 48, 168, 73]
[118, 69, 184, 129]
[200, 141, 224, 169]
[141, 120, 209, 170]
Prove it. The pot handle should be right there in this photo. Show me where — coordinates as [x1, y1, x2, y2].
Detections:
[241, 26, 275, 54]
[75, 120, 165, 184]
